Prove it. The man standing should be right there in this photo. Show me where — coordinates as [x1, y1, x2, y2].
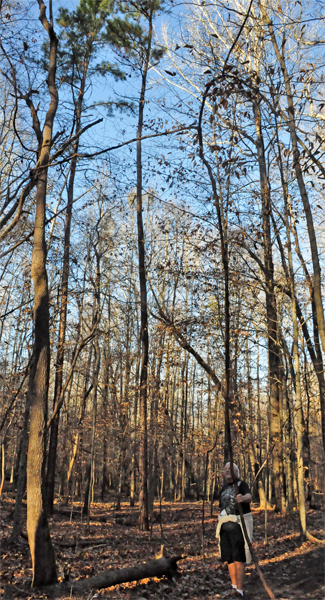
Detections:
[216, 462, 253, 598]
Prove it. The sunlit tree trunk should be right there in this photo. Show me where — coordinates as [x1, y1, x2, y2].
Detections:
[25, 1, 59, 586]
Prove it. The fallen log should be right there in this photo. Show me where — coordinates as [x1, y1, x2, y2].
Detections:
[4, 555, 184, 598]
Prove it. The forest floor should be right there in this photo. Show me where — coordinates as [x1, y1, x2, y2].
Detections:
[0, 494, 324, 600]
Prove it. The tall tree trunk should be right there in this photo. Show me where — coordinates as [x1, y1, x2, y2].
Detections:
[9, 393, 30, 542]
[130, 340, 140, 507]
[272, 193, 325, 460]
[180, 353, 189, 501]
[282, 173, 307, 539]
[137, 9, 154, 532]
[149, 335, 164, 516]
[26, 1, 58, 585]
[87, 338, 100, 519]
[198, 85, 231, 465]
[272, 104, 308, 527]
[46, 53, 90, 515]
[65, 350, 93, 502]
[288, 207, 325, 456]
[82, 463, 91, 517]
[269, 77, 325, 461]
[252, 96, 285, 513]
[0, 443, 5, 497]
[101, 357, 109, 501]
[261, 4, 325, 357]
[282, 356, 294, 515]
[57, 371, 74, 497]
[83, 246, 101, 516]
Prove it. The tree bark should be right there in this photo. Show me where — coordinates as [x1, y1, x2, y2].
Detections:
[14, 556, 182, 598]
[252, 96, 284, 513]
[26, 0, 58, 586]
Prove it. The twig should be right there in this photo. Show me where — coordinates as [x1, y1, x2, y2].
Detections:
[76, 123, 197, 159]
[222, 0, 255, 76]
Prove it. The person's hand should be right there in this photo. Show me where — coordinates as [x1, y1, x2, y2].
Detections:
[236, 492, 252, 503]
